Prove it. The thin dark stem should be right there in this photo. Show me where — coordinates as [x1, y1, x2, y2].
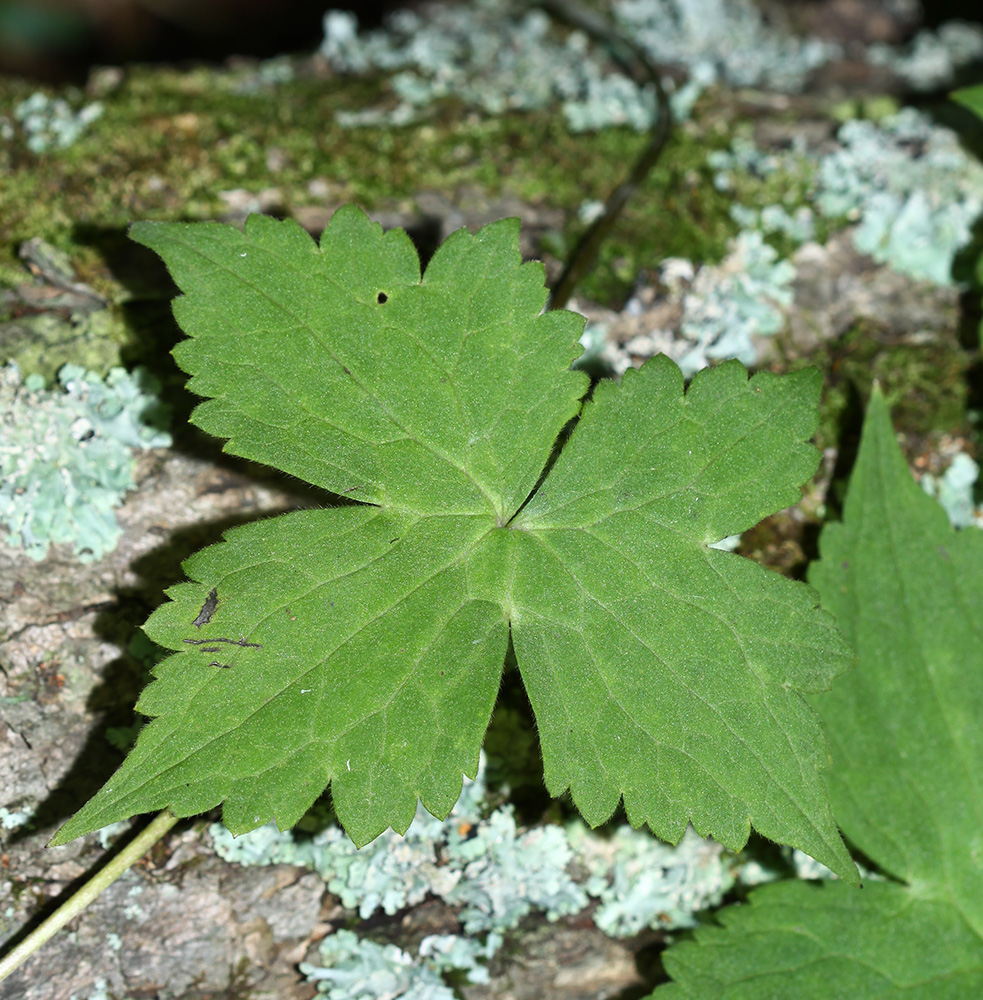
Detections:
[534, 0, 674, 311]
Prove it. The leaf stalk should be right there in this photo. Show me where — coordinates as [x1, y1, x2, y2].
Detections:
[0, 810, 180, 983]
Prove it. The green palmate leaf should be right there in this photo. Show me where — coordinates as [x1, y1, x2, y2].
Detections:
[52, 206, 854, 879]
[508, 360, 852, 862]
[653, 388, 983, 996]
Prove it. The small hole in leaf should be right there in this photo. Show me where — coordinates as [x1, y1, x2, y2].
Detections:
[376, 291, 388, 304]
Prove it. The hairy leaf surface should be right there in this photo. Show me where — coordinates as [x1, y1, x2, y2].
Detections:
[659, 881, 983, 998]
[653, 389, 983, 995]
[53, 206, 853, 877]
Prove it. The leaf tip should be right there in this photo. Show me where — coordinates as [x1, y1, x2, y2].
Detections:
[838, 857, 863, 887]
[45, 828, 72, 849]
[47, 815, 86, 848]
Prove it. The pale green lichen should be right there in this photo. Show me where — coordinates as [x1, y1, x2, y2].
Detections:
[788, 848, 837, 881]
[571, 823, 736, 936]
[441, 807, 589, 934]
[0, 806, 34, 831]
[729, 203, 815, 244]
[301, 928, 488, 999]
[417, 932, 501, 984]
[213, 752, 751, 995]
[921, 453, 983, 529]
[613, 0, 841, 91]
[676, 229, 796, 373]
[816, 109, 983, 286]
[867, 21, 983, 91]
[708, 107, 983, 290]
[708, 135, 792, 191]
[0, 362, 170, 562]
[212, 759, 590, 932]
[211, 762, 487, 918]
[319, 0, 843, 134]
[321, 0, 976, 141]
[590, 230, 798, 379]
[321, 2, 658, 132]
[13, 91, 103, 154]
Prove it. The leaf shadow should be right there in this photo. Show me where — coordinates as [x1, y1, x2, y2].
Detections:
[20, 490, 358, 840]
[801, 372, 867, 568]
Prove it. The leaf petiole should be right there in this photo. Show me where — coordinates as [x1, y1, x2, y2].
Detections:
[0, 810, 179, 983]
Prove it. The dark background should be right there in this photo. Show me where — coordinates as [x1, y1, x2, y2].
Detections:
[0, 0, 402, 80]
[3, 0, 983, 85]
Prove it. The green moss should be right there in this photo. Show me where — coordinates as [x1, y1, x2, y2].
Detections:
[829, 94, 902, 124]
[1, 64, 737, 314]
[823, 323, 970, 434]
[568, 129, 739, 304]
[766, 316, 974, 551]
[816, 319, 970, 444]
[0, 308, 129, 382]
